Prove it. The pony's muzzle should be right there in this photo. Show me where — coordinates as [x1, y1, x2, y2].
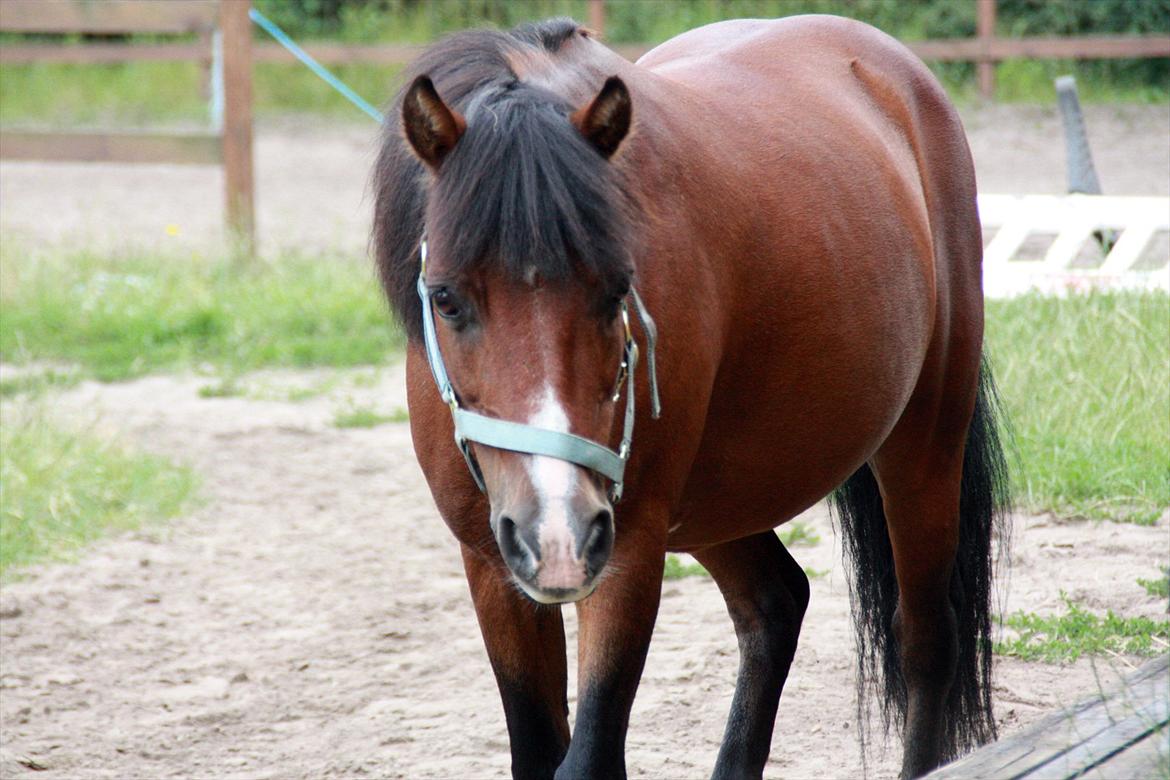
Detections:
[493, 498, 614, 604]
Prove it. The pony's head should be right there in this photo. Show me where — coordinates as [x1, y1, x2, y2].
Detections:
[374, 22, 637, 604]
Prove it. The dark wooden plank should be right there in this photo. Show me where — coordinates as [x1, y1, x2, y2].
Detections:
[251, 41, 424, 65]
[0, 41, 209, 64]
[0, 0, 216, 34]
[249, 36, 1170, 68]
[990, 35, 1170, 60]
[907, 35, 1170, 62]
[976, 0, 997, 97]
[927, 656, 1169, 779]
[0, 131, 221, 164]
[587, 0, 605, 36]
[8, 35, 1162, 69]
[220, 0, 255, 250]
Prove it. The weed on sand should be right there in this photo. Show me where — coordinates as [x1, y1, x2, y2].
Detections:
[996, 595, 1170, 663]
[1138, 569, 1170, 600]
[663, 554, 708, 581]
[333, 405, 409, 429]
[0, 408, 197, 576]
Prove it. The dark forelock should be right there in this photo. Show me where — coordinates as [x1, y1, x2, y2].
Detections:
[371, 18, 633, 341]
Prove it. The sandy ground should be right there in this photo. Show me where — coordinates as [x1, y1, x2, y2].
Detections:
[0, 367, 1167, 779]
[1, 104, 1168, 258]
[0, 100, 1168, 778]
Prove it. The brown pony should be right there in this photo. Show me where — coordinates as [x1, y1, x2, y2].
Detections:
[372, 15, 1008, 780]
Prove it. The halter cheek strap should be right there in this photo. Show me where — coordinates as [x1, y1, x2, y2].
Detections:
[416, 240, 660, 501]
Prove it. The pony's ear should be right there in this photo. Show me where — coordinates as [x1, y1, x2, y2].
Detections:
[571, 76, 631, 159]
[401, 75, 466, 170]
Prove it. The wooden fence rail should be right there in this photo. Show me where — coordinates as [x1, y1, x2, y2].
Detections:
[2, 1, 1166, 99]
[0, 0, 254, 250]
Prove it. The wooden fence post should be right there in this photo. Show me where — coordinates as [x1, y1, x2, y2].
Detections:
[220, 0, 254, 253]
[588, 0, 605, 37]
[977, 0, 997, 99]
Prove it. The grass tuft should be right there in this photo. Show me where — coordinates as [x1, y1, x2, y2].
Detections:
[1138, 568, 1170, 600]
[985, 292, 1169, 523]
[0, 369, 80, 398]
[0, 409, 197, 576]
[663, 554, 708, 580]
[333, 405, 409, 428]
[197, 379, 244, 398]
[778, 521, 821, 548]
[995, 595, 1170, 663]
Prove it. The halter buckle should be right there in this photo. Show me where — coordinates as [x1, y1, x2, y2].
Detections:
[611, 302, 638, 402]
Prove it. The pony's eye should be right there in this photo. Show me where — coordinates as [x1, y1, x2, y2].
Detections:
[432, 288, 462, 320]
[607, 285, 630, 318]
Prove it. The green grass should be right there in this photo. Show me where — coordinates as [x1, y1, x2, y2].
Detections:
[663, 521, 828, 581]
[0, 369, 81, 398]
[0, 61, 401, 127]
[985, 292, 1170, 523]
[778, 521, 821, 548]
[663, 554, 709, 580]
[0, 409, 197, 576]
[0, 247, 404, 381]
[995, 595, 1170, 663]
[333, 405, 409, 428]
[1138, 568, 1170, 599]
[197, 378, 245, 398]
[982, 58, 1170, 105]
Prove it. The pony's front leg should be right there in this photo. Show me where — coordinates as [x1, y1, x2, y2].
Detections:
[556, 519, 667, 780]
[461, 545, 570, 780]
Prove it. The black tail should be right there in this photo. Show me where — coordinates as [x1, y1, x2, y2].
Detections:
[831, 356, 1010, 760]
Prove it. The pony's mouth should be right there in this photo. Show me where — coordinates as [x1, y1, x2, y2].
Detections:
[512, 576, 599, 605]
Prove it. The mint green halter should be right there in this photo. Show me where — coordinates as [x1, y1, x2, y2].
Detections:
[416, 240, 660, 501]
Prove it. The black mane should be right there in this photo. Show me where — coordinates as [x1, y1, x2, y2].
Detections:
[371, 18, 633, 340]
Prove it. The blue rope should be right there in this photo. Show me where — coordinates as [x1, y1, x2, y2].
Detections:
[248, 8, 383, 124]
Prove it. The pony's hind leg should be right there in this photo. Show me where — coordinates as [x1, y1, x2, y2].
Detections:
[868, 359, 996, 778]
[693, 531, 810, 779]
[835, 357, 1006, 779]
[869, 448, 964, 778]
[460, 545, 570, 780]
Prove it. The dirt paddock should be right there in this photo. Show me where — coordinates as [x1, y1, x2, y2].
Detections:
[1, 104, 1168, 778]
[0, 367, 1166, 779]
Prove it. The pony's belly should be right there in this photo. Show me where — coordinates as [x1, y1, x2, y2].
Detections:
[666, 425, 886, 551]
[665, 314, 928, 551]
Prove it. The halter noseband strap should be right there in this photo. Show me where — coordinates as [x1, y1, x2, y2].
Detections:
[416, 239, 660, 501]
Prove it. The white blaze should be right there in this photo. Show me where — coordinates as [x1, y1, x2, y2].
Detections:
[526, 385, 581, 586]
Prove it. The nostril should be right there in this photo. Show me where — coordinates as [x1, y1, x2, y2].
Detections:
[498, 515, 520, 556]
[497, 515, 537, 573]
[581, 509, 614, 574]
